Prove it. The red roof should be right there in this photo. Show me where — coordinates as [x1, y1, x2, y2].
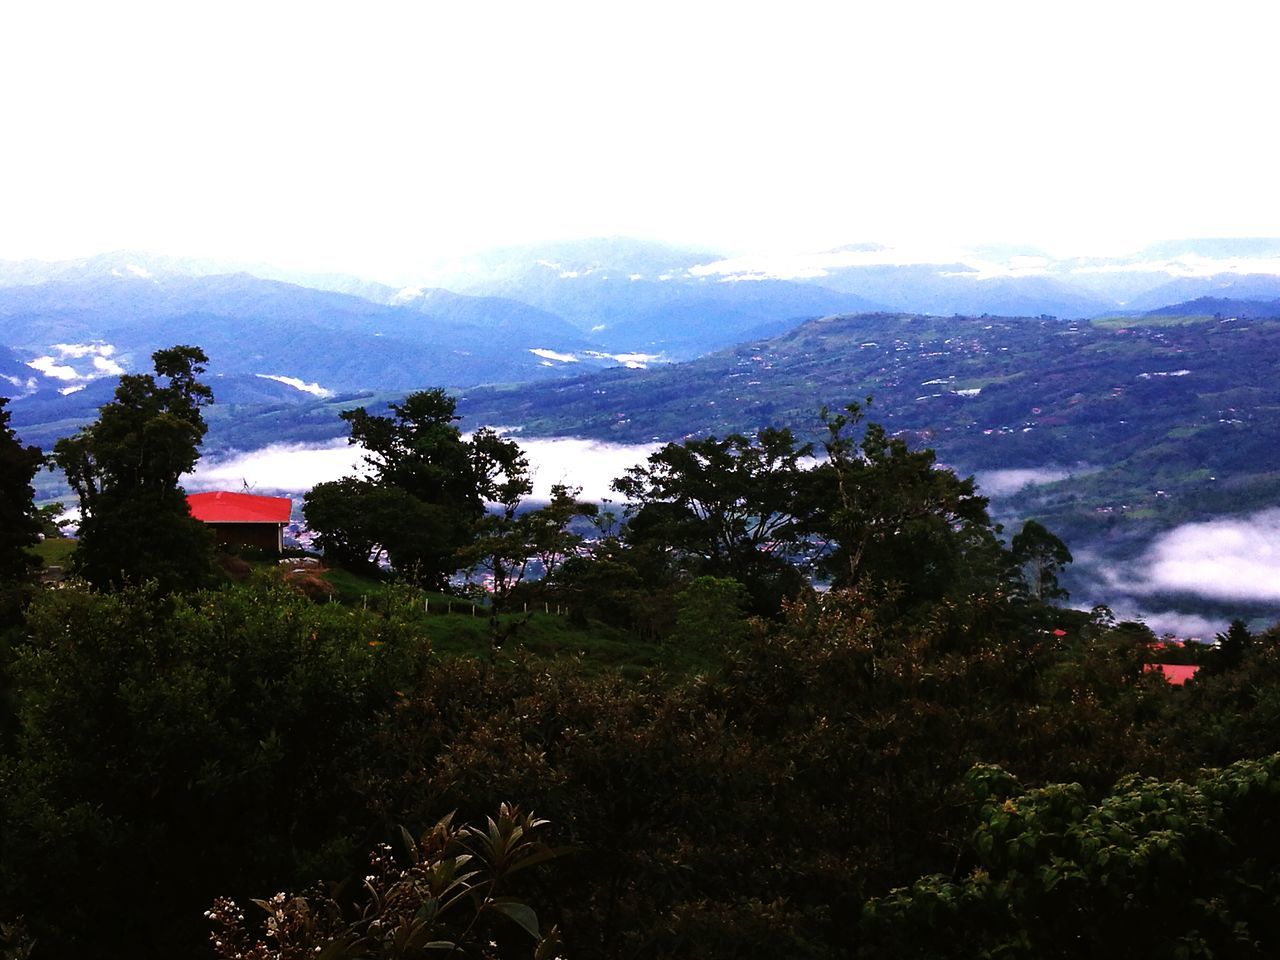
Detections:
[1143, 663, 1201, 686]
[187, 491, 292, 524]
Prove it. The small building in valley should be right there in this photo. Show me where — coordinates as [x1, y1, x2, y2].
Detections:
[1143, 662, 1201, 686]
[187, 491, 293, 553]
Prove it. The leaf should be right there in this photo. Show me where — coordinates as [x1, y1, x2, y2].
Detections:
[490, 899, 541, 939]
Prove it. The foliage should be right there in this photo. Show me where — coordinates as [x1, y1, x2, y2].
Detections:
[1010, 518, 1073, 601]
[305, 390, 528, 588]
[671, 575, 753, 650]
[361, 590, 1182, 958]
[549, 535, 680, 641]
[613, 428, 813, 615]
[1207, 618, 1254, 674]
[459, 483, 596, 652]
[807, 401, 1003, 604]
[0, 576, 429, 960]
[209, 804, 565, 960]
[861, 754, 1280, 958]
[0, 398, 43, 621]
[50, 345, 215, 590]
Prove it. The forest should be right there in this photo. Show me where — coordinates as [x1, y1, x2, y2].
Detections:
[3, 347, 1280, 960]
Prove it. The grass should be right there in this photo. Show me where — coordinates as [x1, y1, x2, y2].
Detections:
[314, 564, 718, 677]
[1090, 314, 1216, 330]
[29, 537, 76, 569]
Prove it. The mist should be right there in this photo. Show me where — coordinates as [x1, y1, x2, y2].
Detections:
[188, 437, 660, 503]
[1119, 508, 1280, 604]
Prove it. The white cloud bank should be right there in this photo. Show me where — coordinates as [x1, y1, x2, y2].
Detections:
[1119, 508, 1280, 604]
[254, 374, 334, 398]
[973, 467, 1076, 497]
[188, 437, 660, 503]
[27, 342, 123, 383]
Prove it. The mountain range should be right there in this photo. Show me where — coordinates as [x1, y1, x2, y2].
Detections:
[5, 235, 1280, 629]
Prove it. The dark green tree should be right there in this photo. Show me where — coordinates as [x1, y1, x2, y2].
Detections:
[0, 398, 43, 606]
[1207, 617, 1254, 674]
[305, 390, 530, 588]
[460, 483, 596, 651]
[612, 427, 813, 615]
[1010, 518, 1073, 601]
[50, 346, 214, 591]
[805, 401, 999, 602]
[862, 754, 1280, 959]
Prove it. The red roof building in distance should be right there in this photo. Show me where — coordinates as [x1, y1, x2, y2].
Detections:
[187, 491, 293, 553]
[1143, 663, 1201, 686]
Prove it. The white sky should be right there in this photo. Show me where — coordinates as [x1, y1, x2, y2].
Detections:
[2, 0, 1279, 282]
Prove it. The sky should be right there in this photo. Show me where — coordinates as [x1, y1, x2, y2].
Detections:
[3, 1, 1279, 283]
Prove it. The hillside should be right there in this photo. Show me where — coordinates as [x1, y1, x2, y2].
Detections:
[454, 307, 1280, 627]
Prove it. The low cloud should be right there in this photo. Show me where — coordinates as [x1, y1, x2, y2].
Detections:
[188, 441, 365, 494]
[973, 467, 1075, 497]
[1117, 508, 1280, 604]
[1124, 609, 1225, 642]
[28, 343, 123, 383]
[254, 374, 334, 398]
[516, 438, 659, 501]
[529, 348, 578, 363]
[27, 357, 81, 381]
[188, 437, 659, 503]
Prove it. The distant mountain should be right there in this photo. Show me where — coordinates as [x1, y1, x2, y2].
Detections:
[0, 273, 602, 401]
[1144, 296, 1280, 319]
[419, 236, 885, 355]
[790, 263, 1113, 318]
[1124, 275, 1280, 312]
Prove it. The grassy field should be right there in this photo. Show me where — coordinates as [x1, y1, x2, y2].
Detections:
[29, 536, 76, 569]
[280, 560, 719, 677]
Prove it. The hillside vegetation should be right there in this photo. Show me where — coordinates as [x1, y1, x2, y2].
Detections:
[5, 357, 1280, 959]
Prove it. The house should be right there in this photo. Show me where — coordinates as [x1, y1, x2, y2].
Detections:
[1143, 663, 1201, 686]
[187, 491, 292, 553]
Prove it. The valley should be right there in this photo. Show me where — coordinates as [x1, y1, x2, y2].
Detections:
[4, 238, 1280, 633]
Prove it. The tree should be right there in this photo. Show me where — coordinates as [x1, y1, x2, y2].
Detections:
[2, 577, 428, 960]
[671, 575, 753, 650]
[0, 398, 43, 610]
[612, 428, 813, 615]
[805, 401, 998, 602]
[51, 346, 214, 590]
[305, 390, 530, 588]
[1010, 519, 1072, 601]
[460, 483, 596, 652]
[1206, 618, 1254, 674]
[861, 755, 1280, 958]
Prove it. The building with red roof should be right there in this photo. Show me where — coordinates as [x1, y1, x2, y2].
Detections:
[1143, 663, 1201, 686]
[187, 491, 292, 553]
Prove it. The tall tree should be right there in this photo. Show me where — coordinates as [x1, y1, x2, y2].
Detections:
[51, 346, 214, 590]
[806, 400, 999, 602]
[1010, 518, 1073, 601]
[305, 390, 530, 588]
[0, 398, 44, 620]
[612, 427, 813, 614]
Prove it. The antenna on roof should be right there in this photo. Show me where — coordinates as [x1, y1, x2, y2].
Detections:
[241, 479, 255, 493]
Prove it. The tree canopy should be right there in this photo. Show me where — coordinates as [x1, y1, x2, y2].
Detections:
[51, 346, 214, 590]
[304, 390, 529, 587]
[0, 399, 42, 584]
